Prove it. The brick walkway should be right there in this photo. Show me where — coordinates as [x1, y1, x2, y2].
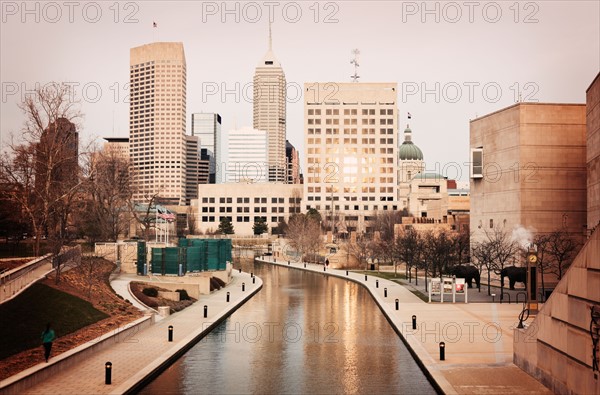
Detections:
[3, 271, 261, 395]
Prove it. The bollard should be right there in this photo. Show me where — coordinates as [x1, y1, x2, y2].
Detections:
[168, 325, 173, 342]
[412, 315, 417, 330]
[239, 268, 242, 273]
[253, 276, 256, 284]
[439, 342, 446, 361]
[395, 299, 399, 310]
[203, 305, 208, 318]
[384, 288, 387, 297]
[105, 362, 112, 385]
[365, 275, 367, 281]
[251, 272, 254, 278]
[242, 282, 245, 292]
[324, 266, 326, 272]
[226, 291, 230, 302]
[346, 270, 348, 276]
[376, 279, 379, 288]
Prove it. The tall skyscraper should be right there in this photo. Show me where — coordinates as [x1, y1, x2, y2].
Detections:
[185, 135, 200, 205]
[304, 82, 399, 233]
[36, 117, 79, 193]
[253, 25, 286, 183]
[129, 42, 187, 206]
[226, 127, 268, 183]
[191, 112, 221, 183]
[286, 140, 301, 184]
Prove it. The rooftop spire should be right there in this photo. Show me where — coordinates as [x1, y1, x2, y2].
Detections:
[268, 20, 272, 50]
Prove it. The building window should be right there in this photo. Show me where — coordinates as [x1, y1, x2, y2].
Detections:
[489, 219, 493, 228]
[471, 148, 483, 178]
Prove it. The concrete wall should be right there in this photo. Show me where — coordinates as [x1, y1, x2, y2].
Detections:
[588, 73, 600, 231]
[470, 102, 587, 246]
[513, 227, 600, 395]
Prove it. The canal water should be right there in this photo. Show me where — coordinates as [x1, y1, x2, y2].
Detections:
[139, 260, 437, 394]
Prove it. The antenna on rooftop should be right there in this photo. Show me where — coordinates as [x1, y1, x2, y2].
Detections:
[350, 49, 360, 82]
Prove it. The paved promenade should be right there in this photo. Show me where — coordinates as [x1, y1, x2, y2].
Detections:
[259, 257, 551, 395]
[2, 270, 262, 395]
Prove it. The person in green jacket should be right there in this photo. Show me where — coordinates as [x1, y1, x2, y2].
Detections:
[41, 323, 56, 362]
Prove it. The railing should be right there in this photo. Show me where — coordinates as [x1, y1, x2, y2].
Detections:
[0, 254, 52, 304]
[0, 245, 82, 304]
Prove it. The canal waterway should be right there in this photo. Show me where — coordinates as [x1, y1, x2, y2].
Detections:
[139, 260, 437, 394]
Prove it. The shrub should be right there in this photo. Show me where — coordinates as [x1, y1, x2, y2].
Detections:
[142, 287, 158, 297]
[176, 289, 190, 300]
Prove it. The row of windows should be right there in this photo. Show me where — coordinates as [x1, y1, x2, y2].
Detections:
[200, 216, 285, 223]
[201, 197, 300, 204]
[307, 109, 394, 116]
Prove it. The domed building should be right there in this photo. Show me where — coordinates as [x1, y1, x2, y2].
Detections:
[398, 124, 425, 208]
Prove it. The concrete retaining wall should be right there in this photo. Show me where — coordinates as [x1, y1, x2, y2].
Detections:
[0, 315, 154, 395]
[513, 228, 600, 395]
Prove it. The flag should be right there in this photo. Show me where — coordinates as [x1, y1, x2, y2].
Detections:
[408, 112, 412, 119]
[158, 213, 176, 221]
[153, 22, 157, 28]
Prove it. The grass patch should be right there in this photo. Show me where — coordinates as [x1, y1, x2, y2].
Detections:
[0, 283, 108, 360]
[351, 270, 407, 281]
[403, 287, 429, 302]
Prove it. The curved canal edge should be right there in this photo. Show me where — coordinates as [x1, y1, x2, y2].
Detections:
[255, 257, 453, 395]
[120, 273, 263, 395]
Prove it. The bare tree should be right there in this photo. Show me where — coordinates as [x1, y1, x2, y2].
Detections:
[0, 83, 84, 272]
[286, 213, 321, 262]
[128, 189, 162, 241]
[486, 226, 520, 300]
[395, 227, 423, 284]
[533, 233, 552, 301]
[545, 229, 581, 280]
[346, 232, 373, 270]
[471, 239, 495, 294]
[186, 206, 197, 235]
[77, 148, 131, 242]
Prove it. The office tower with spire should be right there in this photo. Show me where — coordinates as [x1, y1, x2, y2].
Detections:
[129, 42, 187, 205]
[253, 24, 287, 183]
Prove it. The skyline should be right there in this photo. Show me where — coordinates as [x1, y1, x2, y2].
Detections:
[1, 1, 599, 184]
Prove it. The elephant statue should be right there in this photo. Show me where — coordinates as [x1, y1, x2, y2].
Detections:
[501, 266, 527, 290]
[448, 265, 480, 288]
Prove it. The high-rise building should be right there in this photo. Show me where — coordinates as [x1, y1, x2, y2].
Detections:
[191, 113, 221, 183]
[102, 137, 129, 162]
[129, 42, 187, 206]
[185, 135, 200, 204]
[286, 140, 301, 184]
[253, 26, 286, 183]
[304, 82, 399, 233]
[226, 127, 268, 183]
[199, 148, 211, 184]
[36, 117, 79, 192]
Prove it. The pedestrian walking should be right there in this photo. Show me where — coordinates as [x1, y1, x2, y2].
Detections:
[325, 259, 329, 267]
[41, 323, 56, 362]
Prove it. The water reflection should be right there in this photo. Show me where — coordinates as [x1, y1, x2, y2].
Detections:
[139, 261, 436, 395]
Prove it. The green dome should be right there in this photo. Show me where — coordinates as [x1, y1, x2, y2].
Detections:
[398, 123, 423, 160]
[399, 141, 424, 160]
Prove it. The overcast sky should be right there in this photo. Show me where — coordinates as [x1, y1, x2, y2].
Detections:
[1, 1, 598, 185]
